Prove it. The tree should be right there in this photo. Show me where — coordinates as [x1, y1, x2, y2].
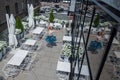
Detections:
[93, 13, 100, 27]
[16, 16, 24, 32]
[49, 10, 54, 23]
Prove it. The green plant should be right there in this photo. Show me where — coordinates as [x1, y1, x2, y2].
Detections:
[34, 12, 37, 17]
[93, 13, 100, 27]
[49, 10, 54, 23]
[16, 16, 24, 32]
[62, 21, 65, 24]
[61, 21, 65, 27]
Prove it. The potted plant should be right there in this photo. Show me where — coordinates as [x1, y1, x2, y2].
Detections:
[93, 13, 100, 30]
[49, 10, 54, 23]
[62, 21, 65, 28]
[16, 16, 24, 39]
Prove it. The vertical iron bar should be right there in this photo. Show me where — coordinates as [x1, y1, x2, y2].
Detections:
[69, 0, 76, 78]
[77, 5, 96, 80]
[69, 0, 73, 79]
[69, 0, 81, 79]
[75, 1, 84, 70]
[95, 27, 117, 80]
[83, 7, 96, 80]
[77, 0, 89, 80]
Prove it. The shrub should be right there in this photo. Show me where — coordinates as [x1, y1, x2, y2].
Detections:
[49, 10, 54, 23]
[16, 16, 24, 32]
[93, 13, 100, 27]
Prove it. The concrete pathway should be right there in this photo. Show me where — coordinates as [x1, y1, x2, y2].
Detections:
[13, 29, 64, 80]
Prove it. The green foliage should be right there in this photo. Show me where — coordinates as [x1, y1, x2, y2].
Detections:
[34, 12, 37, 16]
[16, 16, 24, 32]
[62, 21, 65, 24]
[49, 10, 54, 23]
[93, 13, 100, 27]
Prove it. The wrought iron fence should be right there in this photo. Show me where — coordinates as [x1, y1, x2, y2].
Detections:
[69, 0, 120, 80]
